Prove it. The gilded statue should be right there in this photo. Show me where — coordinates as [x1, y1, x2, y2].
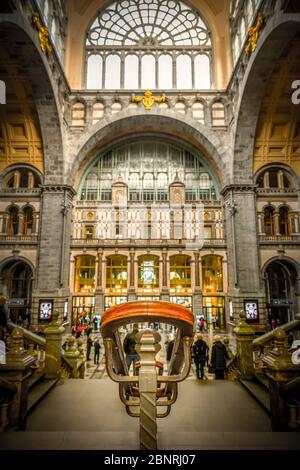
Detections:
[131, 90, 166, 110]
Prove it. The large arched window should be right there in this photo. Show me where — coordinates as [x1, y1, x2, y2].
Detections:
[79, 140, 218, 202]
[86, 0, 212, 90]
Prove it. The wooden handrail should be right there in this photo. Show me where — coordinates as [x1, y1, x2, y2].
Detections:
[253, 314, 300, 347]
[7, 321, 46, 347]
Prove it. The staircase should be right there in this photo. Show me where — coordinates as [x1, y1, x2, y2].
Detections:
[240, 373, 271, 415]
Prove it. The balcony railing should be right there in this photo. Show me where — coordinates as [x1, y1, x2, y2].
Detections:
[0, 235, 38, 242]
[259, 235, 300, 243]
[71, 238, 226, 248]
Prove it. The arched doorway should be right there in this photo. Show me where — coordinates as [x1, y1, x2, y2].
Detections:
[0, 259, 33, 326]
[264, 259, 298, 325]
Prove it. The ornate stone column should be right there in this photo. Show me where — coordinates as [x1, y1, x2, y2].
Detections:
[161, 249, 169, 301]
[31, 185, 76, 327]
[257, 211, 265, 235]
[273, 211, 281, 236]
[263, 328, 300, 430]
[234, 311, 255, 379]
[128, 249, 136, 301]
[17, 210, 24, 236]
[44, 310, 65, 379]
[95, 249, 105, 318]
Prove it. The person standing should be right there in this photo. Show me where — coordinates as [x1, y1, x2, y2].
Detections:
[94, 336, 101, 365]
[211, 335, 229, 380]
[123, 323, 140, 375]
[86, 335, 93, 361]
[193, 333, 209, 380]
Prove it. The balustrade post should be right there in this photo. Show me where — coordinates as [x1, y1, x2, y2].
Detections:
[44, 310, 65, 379]
[234, 311, 255, 379]
[0, 327, 35, 429]
[135, 330, 161, 450]
[262, 328, 300, 431]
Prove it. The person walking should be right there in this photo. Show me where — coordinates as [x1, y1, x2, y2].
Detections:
[123, 323, 140, 375]
[210, 335, 229, 380]
[86, 335, 93, 361]
[193, 333, 209, 379]
[94, 336, 101, 365]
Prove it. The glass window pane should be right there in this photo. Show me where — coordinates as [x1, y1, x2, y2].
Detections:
[194, 54, 210, 89]
[124, 55, 139, 89]
[158, 55, 173, 89]
[176, 55, 192, 89]
[87, 55, 102, 89]
[141, 55, 156, 89]
[105, 55, 121, 89]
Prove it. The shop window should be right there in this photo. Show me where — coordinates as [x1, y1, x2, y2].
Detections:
[202, 255, 223, 293]
[106, 255, 128, 292]
[138, 255, 159, 291]
[203, 296, 225, 328]
[169, 255, 191, 292]
[74, 255, 95, 293]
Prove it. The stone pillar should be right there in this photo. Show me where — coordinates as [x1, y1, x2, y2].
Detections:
[128, 249, 136, 301]
[273, 211, 280, 236]
[0, 327, 35, 429]
[277, 170, 284, 188]
[13, 171, 20, 188]
[44, 310, 65, 379]
[2, 212, 8, 234]
[193, 252, 201, 319]
[161, 249, 168, 293]
[234, 311, 255, 379]
[32, 185, 75, 326]
[28, 172, 35, 189]
[263, 328, 300, 431]
[263, 171, 269, 189]
[32, 211, 39, 235]
[17, 211, 24, 236]
[222, 185, 265, 322]
[257, 212, 265, 235]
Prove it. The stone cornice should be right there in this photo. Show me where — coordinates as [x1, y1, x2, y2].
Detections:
[221, 184, 258, 197]
[40, 185, 77, 197]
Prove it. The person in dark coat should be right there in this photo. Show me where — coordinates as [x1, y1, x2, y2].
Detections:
[211, 335, 229, 380]
[86, 335, 93, 361]
[166, 337, 175, 361]
[123, 323, 140, 375]
[94, 337, 101, 365]
[193, 333, 209, 379]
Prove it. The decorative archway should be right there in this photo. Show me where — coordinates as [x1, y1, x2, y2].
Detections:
[262, 257, 300, 325]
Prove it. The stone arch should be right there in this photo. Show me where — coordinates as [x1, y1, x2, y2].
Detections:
[0, 19, 64, 183]
[69, 111, 229, 190]
[262, 255, 300, 278]
[233, 13, 300, 183]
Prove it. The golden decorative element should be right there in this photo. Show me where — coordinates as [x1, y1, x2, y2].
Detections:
[131, 90, 166, 110]
[245, 15, 264, 54]
[32, 15, 53, 55]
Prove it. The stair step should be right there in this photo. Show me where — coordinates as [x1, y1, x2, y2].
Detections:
[239, 379, 271, 414]
[254, 373, 269, 391]
[28, 371, 45, 390]
[27, 378, 59, 414]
